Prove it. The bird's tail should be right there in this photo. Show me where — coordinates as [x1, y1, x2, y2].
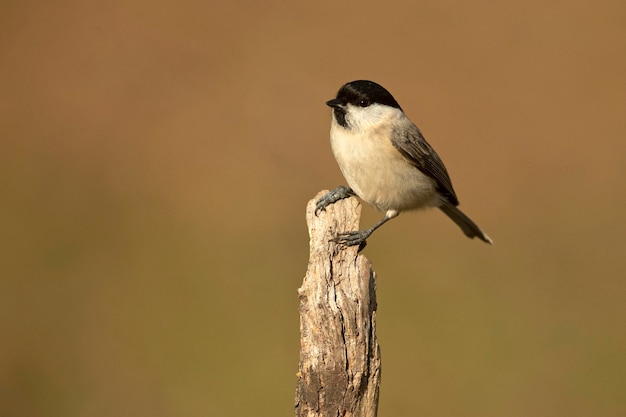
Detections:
[439, 200, 493, 244]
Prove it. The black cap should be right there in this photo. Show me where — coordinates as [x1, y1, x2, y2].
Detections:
[329, 80, 403, 111]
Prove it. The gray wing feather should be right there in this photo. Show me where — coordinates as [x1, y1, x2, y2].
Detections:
[391, 122, 459, 205]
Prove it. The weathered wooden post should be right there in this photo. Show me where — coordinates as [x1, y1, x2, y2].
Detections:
[295, 191, 381, 417]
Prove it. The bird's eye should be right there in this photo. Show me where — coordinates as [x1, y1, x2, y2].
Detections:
[358, 99, 371, 107]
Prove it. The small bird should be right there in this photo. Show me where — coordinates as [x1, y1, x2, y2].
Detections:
[316, 80, 492, 247]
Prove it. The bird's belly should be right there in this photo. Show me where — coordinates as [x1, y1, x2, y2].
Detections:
[331, 129, 439, 212]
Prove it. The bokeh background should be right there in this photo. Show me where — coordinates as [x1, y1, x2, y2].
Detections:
[2, 0, 625, 416]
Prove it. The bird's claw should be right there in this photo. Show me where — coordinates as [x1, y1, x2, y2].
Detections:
[314, 198, 330, 216]
[330, 230, 370, 248]
[315, 186, 354, 216]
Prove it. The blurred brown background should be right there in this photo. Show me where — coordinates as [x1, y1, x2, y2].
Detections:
[1, 0, 625, 416]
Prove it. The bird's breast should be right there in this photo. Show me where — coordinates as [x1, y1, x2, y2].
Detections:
[330, 123, 439, 212]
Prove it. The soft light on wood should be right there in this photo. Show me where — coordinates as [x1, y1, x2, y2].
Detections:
[295, 191, 381, 417]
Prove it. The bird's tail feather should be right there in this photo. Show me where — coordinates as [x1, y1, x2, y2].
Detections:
[439, 201, 493, 244]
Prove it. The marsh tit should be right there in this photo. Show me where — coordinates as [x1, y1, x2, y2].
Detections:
[316, 80, 492, 247]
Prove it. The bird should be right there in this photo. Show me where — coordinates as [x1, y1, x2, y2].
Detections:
[315, 80, 492, 247]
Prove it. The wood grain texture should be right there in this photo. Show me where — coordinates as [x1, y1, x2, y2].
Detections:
[295, 191, 381, 417]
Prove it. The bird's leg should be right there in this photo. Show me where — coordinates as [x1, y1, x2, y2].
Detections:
[315, 186, 355, 216]
[332, 212, 396, 247]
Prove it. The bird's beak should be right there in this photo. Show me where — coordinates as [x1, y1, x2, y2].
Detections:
[326, 98, 344, 108]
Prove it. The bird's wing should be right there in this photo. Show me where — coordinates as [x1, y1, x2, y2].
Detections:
[391, 122, 459, 205]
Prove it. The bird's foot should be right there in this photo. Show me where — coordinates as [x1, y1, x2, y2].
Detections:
[315, 186, 354, 216]
[330, 230, 372, 250]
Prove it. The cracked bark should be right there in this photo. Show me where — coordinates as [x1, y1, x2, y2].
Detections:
[295, 190, 381, 417]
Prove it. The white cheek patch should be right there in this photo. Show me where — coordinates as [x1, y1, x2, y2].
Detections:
[345, 103, 401, 133]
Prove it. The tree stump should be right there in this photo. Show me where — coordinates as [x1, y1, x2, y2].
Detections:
[295, 190, 381, 417]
